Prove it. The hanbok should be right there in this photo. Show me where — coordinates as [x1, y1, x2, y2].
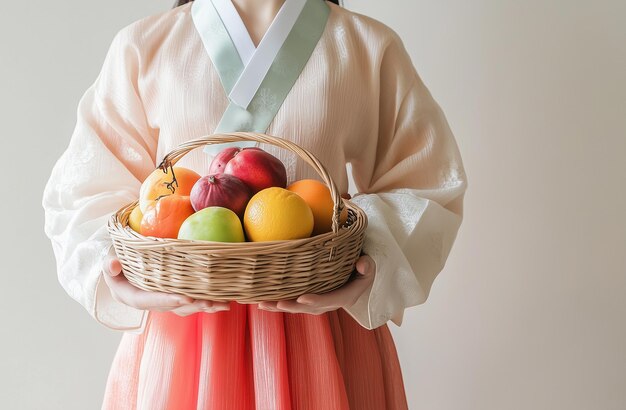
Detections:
[42, 0, 467, 408]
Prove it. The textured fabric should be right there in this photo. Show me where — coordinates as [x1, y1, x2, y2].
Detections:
[201, 0, 331, 134]
[42, 1, 467, 332]
[103, 305, 408, 409]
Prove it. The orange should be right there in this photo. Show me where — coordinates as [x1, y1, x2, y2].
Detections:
[140, 195, 195, 239]
[287, 179, 348, 236]
[243, 187, 314, 241]
[128, 206, 143, 233]
[139, 167, 201, 213]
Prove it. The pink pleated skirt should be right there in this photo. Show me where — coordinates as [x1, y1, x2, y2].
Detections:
[102, 302, 408, 409]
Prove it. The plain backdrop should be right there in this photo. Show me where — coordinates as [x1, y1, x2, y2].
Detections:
[1, 0, 625, 409]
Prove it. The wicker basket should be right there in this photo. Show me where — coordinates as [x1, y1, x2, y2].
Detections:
[107, 132, 368, 302]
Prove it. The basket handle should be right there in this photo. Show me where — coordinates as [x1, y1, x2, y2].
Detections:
[159, 132, 345, 234]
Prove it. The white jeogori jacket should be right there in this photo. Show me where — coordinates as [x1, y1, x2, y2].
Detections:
[42, 2, 467, 333]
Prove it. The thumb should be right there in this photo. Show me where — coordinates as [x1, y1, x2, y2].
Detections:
[104, 256, 123, 277]
[355, 256, 373, 276]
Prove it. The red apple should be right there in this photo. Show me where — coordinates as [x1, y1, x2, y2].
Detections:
[190, 174, 252, 218]
[208, 147, 240, 175]
[215, 147, 286, 194]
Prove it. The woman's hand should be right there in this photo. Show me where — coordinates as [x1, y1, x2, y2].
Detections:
[257, 254, 376, 314]
[102, 256, 231, 316]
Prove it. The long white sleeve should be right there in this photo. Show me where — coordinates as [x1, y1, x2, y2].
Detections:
[42, 28, 157, 332]
[342, 32, 468, 330]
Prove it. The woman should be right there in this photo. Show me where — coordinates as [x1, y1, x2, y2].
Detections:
[42, 0, 467, 408]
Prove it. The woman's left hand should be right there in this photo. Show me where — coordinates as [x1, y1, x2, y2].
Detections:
[257, 254, 376, 314]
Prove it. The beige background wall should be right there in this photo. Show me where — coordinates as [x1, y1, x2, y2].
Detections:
[1, 0, 624, 409]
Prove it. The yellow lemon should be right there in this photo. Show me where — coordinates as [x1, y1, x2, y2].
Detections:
[244, 187, 314, 241]
[128, 206, 143, 233]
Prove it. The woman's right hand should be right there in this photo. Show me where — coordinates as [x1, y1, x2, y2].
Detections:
[102, 255, 231, 316]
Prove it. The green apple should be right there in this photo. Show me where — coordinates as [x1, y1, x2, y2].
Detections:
[178, 206, 245, 242]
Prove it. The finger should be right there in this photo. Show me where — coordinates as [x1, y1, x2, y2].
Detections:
[171, 304, 202, 317]
[355, 255, 375, 277]
[101, 266, 130, 296]
[171, 300, 231, 316]
[103, 256, 123, 277]
[258, 301, 277, 309]
[296, 292, 340, 309]
[258, 300, 330, 315]
[257, 302, 283, 312]
[275, 300, 326, 314]
[297, 274, 371, 310]
[296, 285, 357, 308]
[198, 300, 231, 313]
[131, 289, 194, 311]
[293, 255, 375, 308]
[106, 275, 193, 310]
[170, 300, 222, 316]
[291, 256, 377, 311]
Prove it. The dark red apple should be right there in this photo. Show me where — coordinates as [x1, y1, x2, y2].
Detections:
[189, 174, 252, 218]
[222, 148, 287, 193]
[208, 147, 240, 175]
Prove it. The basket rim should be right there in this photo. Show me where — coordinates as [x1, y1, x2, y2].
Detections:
[108, 198, 367, 250]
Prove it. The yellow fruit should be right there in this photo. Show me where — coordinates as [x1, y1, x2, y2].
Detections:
[244, 187, 314, 241]
[287, 179, 349, 236]
[128, 206, 143, 233]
